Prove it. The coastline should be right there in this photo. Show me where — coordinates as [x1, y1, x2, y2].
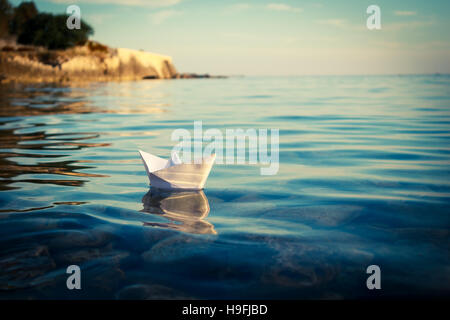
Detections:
[0, 40, 177, 84]
[0, 40, 225, 84]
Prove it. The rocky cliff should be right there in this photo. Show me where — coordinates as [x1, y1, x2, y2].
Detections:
[0, 41, 178, 83]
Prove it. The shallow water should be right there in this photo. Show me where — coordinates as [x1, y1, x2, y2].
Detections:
[0, 75, 449, 299]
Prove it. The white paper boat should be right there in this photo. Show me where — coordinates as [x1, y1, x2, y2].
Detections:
[138, 150, 216, 190]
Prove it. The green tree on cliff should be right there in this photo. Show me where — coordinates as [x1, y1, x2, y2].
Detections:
[17, 13, 94, 49]
[9, 1, 38, 36]
[0, 0, 13, 38]
[0, 0, 94, 49]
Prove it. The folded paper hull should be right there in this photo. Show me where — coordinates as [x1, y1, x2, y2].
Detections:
[139, 150, 215, 190]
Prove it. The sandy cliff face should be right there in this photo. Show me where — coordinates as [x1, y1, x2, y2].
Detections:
[0, 42, 177, 83]
[113, 48, 177, 79]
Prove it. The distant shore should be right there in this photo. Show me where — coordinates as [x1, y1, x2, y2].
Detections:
[0, 39, 224, 84]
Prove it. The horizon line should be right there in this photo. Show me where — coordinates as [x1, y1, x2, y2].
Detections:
[193, 73, 450, 77]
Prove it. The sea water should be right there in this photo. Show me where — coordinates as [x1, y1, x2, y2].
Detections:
[0, 75, 449, 299]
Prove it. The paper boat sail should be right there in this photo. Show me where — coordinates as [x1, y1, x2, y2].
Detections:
[139, 150, 216, 190]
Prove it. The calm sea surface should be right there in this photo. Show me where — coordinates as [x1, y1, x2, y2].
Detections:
[0, 76, 449, 299]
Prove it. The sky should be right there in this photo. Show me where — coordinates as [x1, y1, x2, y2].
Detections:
[10, 0, 450, 75]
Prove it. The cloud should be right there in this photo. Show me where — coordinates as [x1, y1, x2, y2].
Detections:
[84, 13, 114, 24]
[151, 10, 182, 25]
[316, 19, 347, 28]
[50, 0, 182, 7]
[383, 20, 433, 31]
[266, 3, 302, 13]
[394, 11, 417, 16]
[230, 3, 252, 11]
[311, 3, 324, 9]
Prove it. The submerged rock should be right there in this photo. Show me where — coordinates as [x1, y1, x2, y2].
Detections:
[116, 284, 192, 300]
[0, 244, 56, 290]
[141, 234, 212, 263]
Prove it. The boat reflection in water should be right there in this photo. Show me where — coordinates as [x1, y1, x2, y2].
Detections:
[141, 188, 216, 235]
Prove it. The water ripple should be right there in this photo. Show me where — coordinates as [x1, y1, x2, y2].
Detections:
[0, 75, 449, 299]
